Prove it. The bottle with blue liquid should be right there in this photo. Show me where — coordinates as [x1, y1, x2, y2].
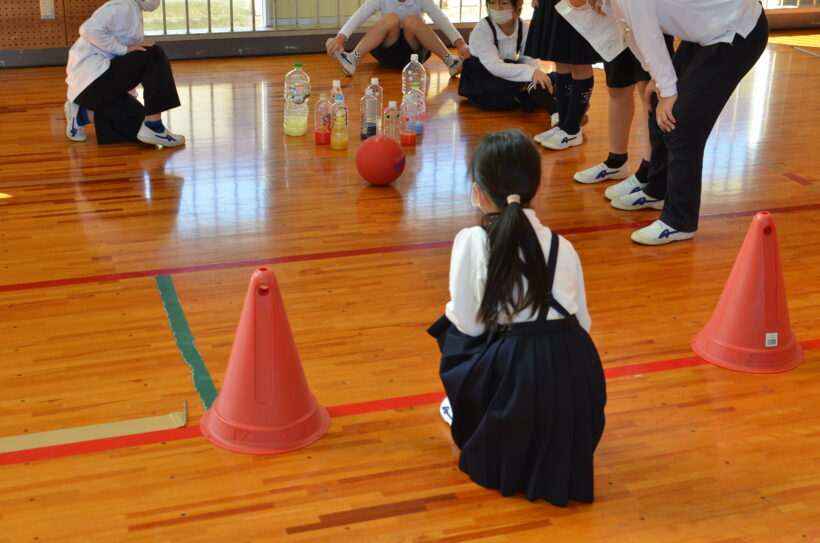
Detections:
[360, 89, 378, 140]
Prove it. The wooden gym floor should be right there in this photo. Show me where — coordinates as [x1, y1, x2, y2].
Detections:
[1, 31, 819, 542]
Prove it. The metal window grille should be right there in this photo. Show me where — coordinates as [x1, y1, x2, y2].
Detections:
[144, 0, 817, 36]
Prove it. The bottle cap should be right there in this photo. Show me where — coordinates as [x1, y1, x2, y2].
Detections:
[332, 79, 340, 87]
[388, 100, 397, 107]
[365, 89, 372, 96]
[371, 77, 379, 85]
[410, 54, 419, 61]
[320, 92, 327, 98]
[294, 62, 302, 69]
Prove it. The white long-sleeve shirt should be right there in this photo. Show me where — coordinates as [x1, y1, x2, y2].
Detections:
[602, 0, 763, 97]
[339, 0, 463, 46]
[445, 209, 591, 337]
[66, 0, 144, 101]
[468, 18, 541, 82]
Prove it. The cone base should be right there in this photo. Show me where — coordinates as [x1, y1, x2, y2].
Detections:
[692, 331, 804, 374]
[200, 403, 331, 455]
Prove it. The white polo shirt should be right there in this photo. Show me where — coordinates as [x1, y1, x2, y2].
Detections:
[602, 0, 763, 97]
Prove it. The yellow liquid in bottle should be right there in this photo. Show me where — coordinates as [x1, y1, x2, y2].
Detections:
[283, 116, 308, 136]
[330, 132, 348, 150]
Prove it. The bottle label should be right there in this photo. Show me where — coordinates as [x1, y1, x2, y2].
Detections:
[287, 83, 310, 104]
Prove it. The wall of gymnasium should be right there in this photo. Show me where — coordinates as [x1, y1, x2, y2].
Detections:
[1, 0, 818, 68]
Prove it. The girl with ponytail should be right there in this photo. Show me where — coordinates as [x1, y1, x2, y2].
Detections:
[428, 129, 606, 506]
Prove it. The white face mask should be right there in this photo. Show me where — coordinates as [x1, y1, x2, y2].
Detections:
[136, 0, 161, 11]
[489, 9, 514, 24]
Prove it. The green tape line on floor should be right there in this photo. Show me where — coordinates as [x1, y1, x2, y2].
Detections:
[155, 275, 218, 410]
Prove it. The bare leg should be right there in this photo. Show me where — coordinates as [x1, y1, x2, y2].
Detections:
[145, 113, 161, 122]
[569, 64, 594, 79]
[353, 13, 401, 58]
[607, 85, 636, 155]
[636, 80, 651, 160]
[402, 15, 450, 60]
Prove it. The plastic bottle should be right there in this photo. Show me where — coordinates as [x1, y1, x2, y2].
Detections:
[382, 100, 400, 142]
[405, 81, 426, 136]
[330, 79, 344, 103]
[400, 94, 420, 147]
[283, 62, 310, 136]
[330, 95, 348, 150]
[366, 77, 384, 132]
[314, 92, 331, 145]
[360, 89, 378, 140]
[401, 53, 427, 96]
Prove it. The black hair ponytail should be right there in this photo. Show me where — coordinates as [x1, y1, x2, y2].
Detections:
[470, 130, 548, 330]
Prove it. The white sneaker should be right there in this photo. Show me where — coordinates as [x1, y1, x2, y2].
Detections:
[333, 51, 358, 77]
[631, 220, 695, 245]
[605, 175, 647, 200]
[64, 100, 87, 142]
[574, 162, 630, 184]
[439, 397, 453, 426]
[534, 126, 561, 144]
[137, 123, 186, 147]
[444, 54, 463, 77]
[550, 112, 559, 127]
[541, 129, 583, 150]
[610, 189, 664, 210]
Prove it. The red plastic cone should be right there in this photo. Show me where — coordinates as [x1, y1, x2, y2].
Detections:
[201, 267, 330, 453]
[691, 212, 803, 373]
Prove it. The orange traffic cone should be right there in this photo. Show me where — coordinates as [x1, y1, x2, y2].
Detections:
[692, 212, 803, 373]
[201, 267, 330, 453]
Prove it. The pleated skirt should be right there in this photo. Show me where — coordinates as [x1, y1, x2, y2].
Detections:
[523, 0, 602, 65]
[428, 315, 606, 506]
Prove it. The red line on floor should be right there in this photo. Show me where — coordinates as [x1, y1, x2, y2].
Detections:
[4, 340, 817, 468]
[783, 173, 813, 186]
[4, 202, 820, 294]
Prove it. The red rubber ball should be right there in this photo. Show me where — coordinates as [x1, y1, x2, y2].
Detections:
[355, 135, 406, 185]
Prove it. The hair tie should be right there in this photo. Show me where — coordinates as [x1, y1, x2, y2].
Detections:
[506, 194, 521, 205]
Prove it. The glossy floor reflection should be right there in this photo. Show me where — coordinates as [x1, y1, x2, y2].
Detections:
[0, 34, 819, 543]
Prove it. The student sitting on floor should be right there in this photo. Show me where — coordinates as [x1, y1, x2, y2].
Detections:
[458, 0, 556, 114]
[325, 0, 471, 77]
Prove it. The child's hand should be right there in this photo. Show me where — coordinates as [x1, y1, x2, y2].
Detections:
[644, 80, 677, 132]
[325, 35, 346, 55]
[532, 0, 539, 7]
[126, 42, 155, 53]
[456, 40, 471, 60]
[531, 70, 552, 93]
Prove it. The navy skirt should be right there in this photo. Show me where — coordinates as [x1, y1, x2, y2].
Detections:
[524, 0, 601, 65]
[428, 314, 606, 506]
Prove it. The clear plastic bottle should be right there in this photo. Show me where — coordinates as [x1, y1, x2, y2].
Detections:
[405, 81, 426, 136]
[365, 77, 384, 132]
[314, 92, 331, 145]
[283, 62, 310, 136]
[330, 95, 348, 150]
[360, 89, 379, 140]
[330, 79, 344, 103]
[401, 53, 427, 96]
[400, 94, 420, 147]
[382, 100, 400, 142]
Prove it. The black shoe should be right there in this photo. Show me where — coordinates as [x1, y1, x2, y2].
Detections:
[528, 84, 557, 115]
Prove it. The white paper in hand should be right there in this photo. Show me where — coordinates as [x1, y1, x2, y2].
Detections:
[555, 0, 626, 62]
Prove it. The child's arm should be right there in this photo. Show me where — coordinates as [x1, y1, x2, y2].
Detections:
[79, 3, 132, 56]
[421, 0, 470, 58]
[570, 247, 592, 333]
[445, 228, 487, 337]
[470, 19, 542, 83]
[327, 0, 381, 55]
